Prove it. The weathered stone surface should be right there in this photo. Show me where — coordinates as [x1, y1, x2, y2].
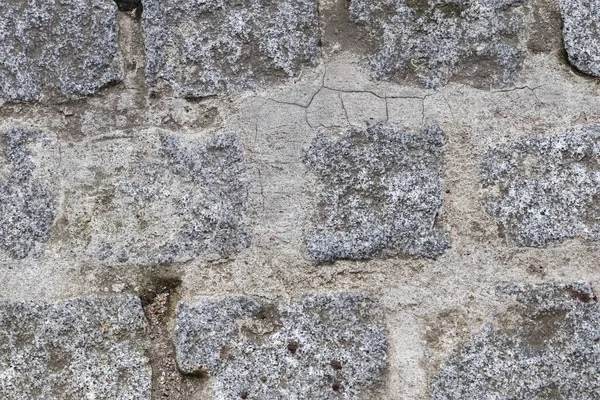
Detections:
[559, 0, 600, 77]
[0, 0, 121, 102]
[430, 282, 600, 399]
[482, 126, 600, 247]
[61, 130, 250, 264]
[303, 124, 449, 261]
[142, 0, 319, 97]
[0, 295, 150, 399]
[0, 126, 56, 259]
[174, 293, 388, 399]
[349, 0, 527, 88]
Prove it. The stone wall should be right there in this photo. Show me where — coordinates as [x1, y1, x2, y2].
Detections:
[0, 0, 599, 399]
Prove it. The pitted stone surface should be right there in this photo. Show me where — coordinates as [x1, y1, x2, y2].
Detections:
[349, 0, 527, 88]
[142, 0, 319, 97]
[174, 293, 388, 399]
[303, 125, 449, 261]
[0, 295, 150, 400]
[482, 126, 600, 247]
[0, 126, 56, 259]
[430, 282, 600, 399]
[0, 0, 121, 102]
[62, 130, 250, 264]
[559, 0, 600, 77]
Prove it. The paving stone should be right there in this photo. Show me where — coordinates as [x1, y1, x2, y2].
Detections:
[559, 0, 600, 77]
[174, 293, 388, 399]
[0, 0, 121, 102]
[430, 282, 600, 399]
[0, 126, 56, 259]
[0, 295, 150, 400]
[482, 125, 600, 247]
[303, 124, 450, 261]
[142, 0, 319, 97]
[62, 130, 250, 264]
[349, 0, 527, 88]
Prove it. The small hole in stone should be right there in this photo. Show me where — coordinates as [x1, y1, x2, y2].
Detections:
[330, 360, 342, 370]
[332, 382, 341, 391]
[260, 376, 267, 383]
[287, 340, 299, 354]
[240, 390, 248, 399]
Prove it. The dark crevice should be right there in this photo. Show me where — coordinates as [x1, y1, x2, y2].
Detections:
[114, 0, 142, 13]
[136, 274, 209, 399]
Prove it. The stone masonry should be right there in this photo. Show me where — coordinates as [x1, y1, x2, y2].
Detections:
[0, 0, 599, 398]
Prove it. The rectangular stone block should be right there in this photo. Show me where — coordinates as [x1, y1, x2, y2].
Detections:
[0, 295, 150, 400]
[303, 124, 450, 261]
[0, 126, 59, 259]
[60, 129, 250, 265]
[559, 0, 600, 77]
[348, 0, 527, 88]
[142, 0, 319, 97]
[482, 126, 600, 247]
[174, 293, 388, 399]
[431, 282, 600, 399]
[0, 0, 121, 102]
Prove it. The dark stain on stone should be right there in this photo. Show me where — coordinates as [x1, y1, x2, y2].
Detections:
[287, 340, 300, 354]
[568, 287, 597, 303]
[521, 309, 568, 351]
[331, 359, 343, 370]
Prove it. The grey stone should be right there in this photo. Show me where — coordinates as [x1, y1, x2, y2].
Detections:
[174, 293, 388, 399]
[0, 295, 151, 400]
[63, 130, 250, 264]
[142, 0, 319, 97]
[349, 0, 527, 88]
[559, 0, 600, 77]
[430, 282, 600, 399]
[303, 124, 450, 262]
[0, 126, 56, 259]
[0, 0, 121, 102]
[482, 125, 600, 247]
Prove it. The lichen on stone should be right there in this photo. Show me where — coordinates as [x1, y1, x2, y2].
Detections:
[0, 126, 56, 259]
[304, 124, 450, 261]
[174, 293, 388, 399]
[0, 0, 121, 101]
[430, 282, 600, 399]
[349, 0, 527, 88]
[559, 0, 600, 77]
[142, 0, 319, 97]
[482, 125, 600, 247]
[0, 295, 151, 399]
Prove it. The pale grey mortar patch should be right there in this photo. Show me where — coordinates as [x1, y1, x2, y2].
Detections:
[304, 124, 450, 262]
[0, 295, 151, 400]
[349, 0, 527, 88]
[141, 0, 319, 97]
[430, 282, 600, 399]
[0, 126, 56, 259]
[0, 0, 121, 102]
[482, 125, 600, 247]
[559, 0, 600, 77]
[174, 293, 388, 399]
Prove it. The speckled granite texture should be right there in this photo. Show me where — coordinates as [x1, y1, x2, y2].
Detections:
[174, 293, 388, 399]
[0, 0, 121, 101]
[0, 295, 150, 399]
